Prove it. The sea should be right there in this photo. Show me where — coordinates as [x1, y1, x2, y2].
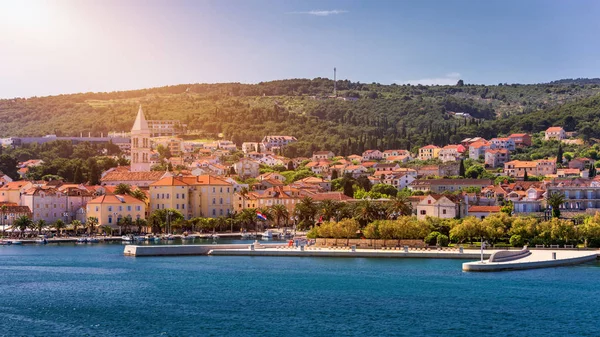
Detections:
[0, 240, 599, 337]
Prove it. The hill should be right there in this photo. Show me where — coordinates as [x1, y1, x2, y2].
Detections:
[2, 78, 600, 157]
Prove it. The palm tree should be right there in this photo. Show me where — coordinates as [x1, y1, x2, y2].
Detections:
[387, 195, 412, 218]
[102, 225, 113, 236]
[35, 219, 46, 235]
[236, 208, 257, 231]
[353, 200, 381, 226]
[86, 217, 99, 236]
[130, 189, 147, 202]
[114, 183, 132, 195]
[12, 215, 32, 238]
[295, 197, 318, 228]
[318, 200, 341, 222]
[134, 218, 148, 234]
[53, 219, 66, 236]
[269, 204, 289, 229]
[71, 219, 82, 236]
[118, 216, 133, 235]
[547, 192, 566, 218]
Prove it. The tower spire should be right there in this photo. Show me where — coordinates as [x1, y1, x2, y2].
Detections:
[132, 105, 149, 132]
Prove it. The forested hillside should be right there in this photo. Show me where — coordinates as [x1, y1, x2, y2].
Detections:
[2, 78, 600, 157]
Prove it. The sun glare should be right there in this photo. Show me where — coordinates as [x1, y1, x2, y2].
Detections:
[0, 0, 55, 31]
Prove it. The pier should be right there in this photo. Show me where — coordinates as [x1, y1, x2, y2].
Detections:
[462, 248, 599, 272]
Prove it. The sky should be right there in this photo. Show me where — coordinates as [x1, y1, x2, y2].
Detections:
[1, 0, 600, 98]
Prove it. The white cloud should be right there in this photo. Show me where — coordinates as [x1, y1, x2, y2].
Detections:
[289, 10, 348, 16]
[395, 73, 462, 86]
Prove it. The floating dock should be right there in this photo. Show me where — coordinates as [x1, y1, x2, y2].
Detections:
[462, 249, 599, 272]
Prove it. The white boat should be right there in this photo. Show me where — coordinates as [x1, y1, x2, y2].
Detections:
[260, 230, 273, 240]
[134, 236, 146, 242]
[35, 238, 48, 244]
[12, 240, 22, 245]
[210, 233, 219, 239]
[121, 235, 133, 242]
[181, 235, 195, 240]
[163, 234, 174, 241]
[76, 238, 87, 243]
[0, 240, 11, 245]
[153, 237, 161, 242]
[87, 238, 99, 243]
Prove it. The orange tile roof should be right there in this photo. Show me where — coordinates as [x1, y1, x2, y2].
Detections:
[468, 206, 501, 213]
[101, 171, 166, 182]
[0, 181, 31, 190]
[421, 145, 440, 150]
[88, 194, 145, 205]
[546, 127, 564, 132]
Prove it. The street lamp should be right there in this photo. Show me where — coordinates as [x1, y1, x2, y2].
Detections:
[114, 212, 119, 235]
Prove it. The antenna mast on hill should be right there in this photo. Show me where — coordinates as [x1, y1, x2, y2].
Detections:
[333, 67, 337, 97]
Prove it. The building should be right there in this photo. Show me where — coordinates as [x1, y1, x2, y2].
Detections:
[20, 187, 70, 224]
[234, 186, 303, 215]
[146, 120, 186, 137]
[489, 137, 516, 151]
[568, 158, 594, 171]
[241, 142, 266, 154]
[86, 194, 146, 231]
[508, 133, 532, 147]
[468, 141, 491, 160]
[545, 179, 600, 213]
[257, 172, 286, 182]
[416, 194, 466, 220]
[485, 149, 510, 168]
[409, 179, 493, 193]
[362, 150, 383, 161]
[418, 145, 441, 161]
[467, 205, 502, 219]
[233, 158, 260, 178]
[261, 136, 297, 150]
[149, 175, 234, 219]
[382, 150, 411, 159]
[0, 182, 33, 204]
[503, 160, 556, 178]
[100, 169, 170, 187]
[0, 205, 32, 229]
[312, 151, 335, 161]
[438, 145, 464, 162]
[545, 127, 566, 141]
[416, 163, 459, 178]
[130, 105, 152, 172]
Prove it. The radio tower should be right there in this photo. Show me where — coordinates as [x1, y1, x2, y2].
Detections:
[333, 67, 337, 97]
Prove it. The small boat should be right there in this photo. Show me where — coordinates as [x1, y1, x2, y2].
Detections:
[0, 240, 12, 245]
[134, 236, 146, 242]
[11, 240, 22, 245]
[87, 238, 99, 243]
[121, 235, 133, 242]
[153, 237, 161, 242]
[76, 238, 87, 244]
[181, 235, 195, 241]
[35, 238, 48, 244]
[165, 234, 174, 241]
[260, 230, 273, 240]
[210, 233, 219, 239]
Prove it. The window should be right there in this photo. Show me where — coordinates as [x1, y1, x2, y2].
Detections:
[182, 204, 185, 210]
[108, 216, 112, 224]
[427, 200, 431, 204]
[136, 206, 141, 211]
[127, 206, 131, 211]
[442, 209, 447, 215]
[220, 209, 223, 215]
[213, 187, 216, 193]
[212, 209, 216, 216]
[220, 187, 223, 193]
[182, 194, 185, 199]
[220, 198, 223, 204]
[108, 206, 113, 212]
[95, 206, 99, 212]
[119, 206, 123, 212]
[420, 210, 426, 215]
[166, 194, 170, 199]
[176, 194, 179, 199]
[176, 204, 179, 209]
[213, 198, 216, 204]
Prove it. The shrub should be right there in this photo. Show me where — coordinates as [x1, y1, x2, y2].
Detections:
[510, 235, 524, 247]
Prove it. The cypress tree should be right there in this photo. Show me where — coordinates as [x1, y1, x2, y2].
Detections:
[556, 144, 563, 165]
[73, 167, 84, 184]
[331, 170, 339, 180]
[287, 161, 294, 171]
[523, 169, 528, 182]
[459, 159, 465, 178]
[343, 179, 354, 198]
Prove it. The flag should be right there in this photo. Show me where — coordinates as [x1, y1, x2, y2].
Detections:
[256, 211, 267, 221]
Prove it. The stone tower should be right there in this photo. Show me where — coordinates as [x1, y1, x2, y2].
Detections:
[130, 105, 152, 172]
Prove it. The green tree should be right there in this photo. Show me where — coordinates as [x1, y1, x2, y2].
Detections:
[0, 155, 18, 180]
[115, 183, 132, 195]
[459, 159, 465, 177]
[73, 166, 84, 184]
[130, 189, 147, 202]
[13, 215, 32, 238]
[71, 219, 82, 236]
[523, 169, 528, 181]
[34, 219, 46, 235]
[86, 217, 99, 235]
[387, 195, 412, 218]
[53, 219, 66, 236]
[269, 204, 289, 228]
[556, 143, 563, 166]
[547, 192, 565, 218]
[343, 179, 354, 197]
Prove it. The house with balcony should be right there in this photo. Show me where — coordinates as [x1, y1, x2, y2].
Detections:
[544, 127, 566, 141]
[485, 149, 510, 168]
[508, 133, 532, 147]
[418, 145, 441, 161]
[489, 137, 516, 151]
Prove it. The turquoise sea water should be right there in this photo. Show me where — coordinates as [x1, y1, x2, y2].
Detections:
[1, 242, 599, 337]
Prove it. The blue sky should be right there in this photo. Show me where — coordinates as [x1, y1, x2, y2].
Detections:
[1, 0, 600, 98]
